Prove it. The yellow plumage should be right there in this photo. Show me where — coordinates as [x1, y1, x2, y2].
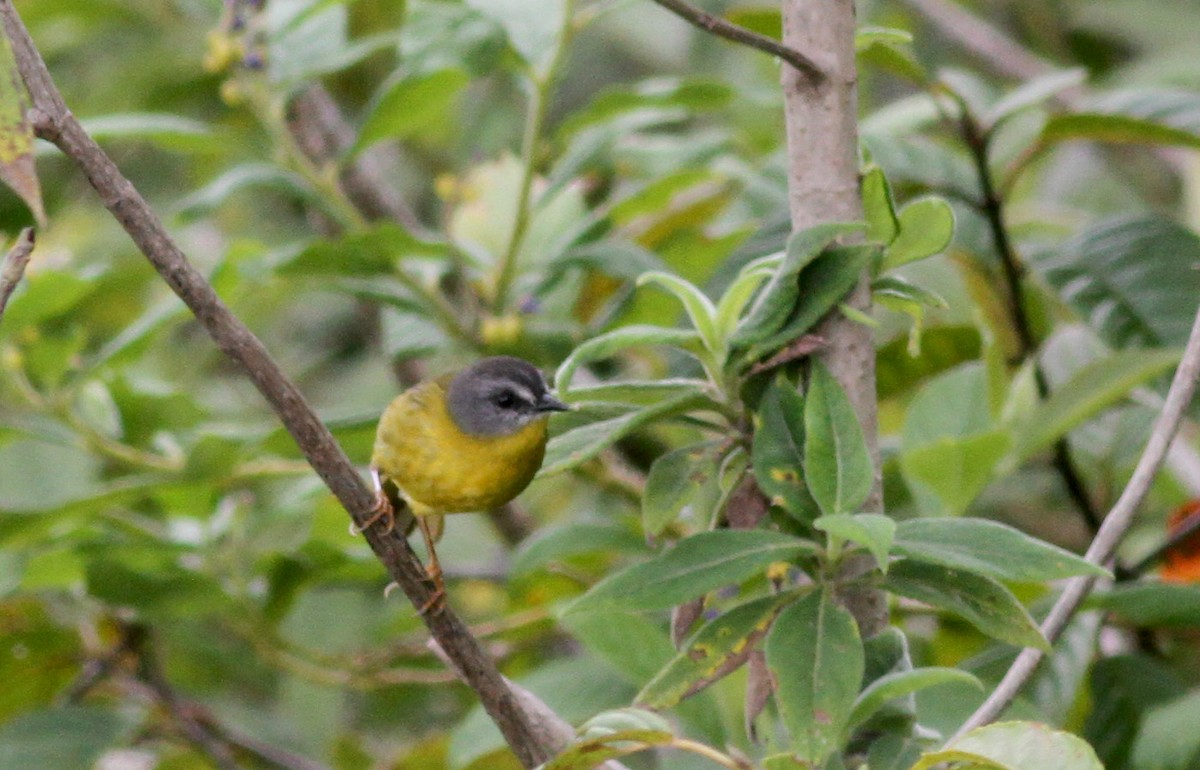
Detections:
[366, 356, 565, 612]
[371, 375, 550, 517]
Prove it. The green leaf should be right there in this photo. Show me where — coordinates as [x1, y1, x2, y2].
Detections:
[81, 113, 218, 153]
[752, 377, 818, 521]
[894, 518, 1107, 582]
[561, 379, 708, 407]
[1041, 112, 1200, 151]
[175, 163, 313, 221]
[885, 560, 1048, 649]
[848, 667, 982, 731]
[465, 0, 566, 75]
[804, 362, 873, 516]
[565, 530, 817, 614]
[0, 706, 129, 769]
[902, 363, 994, 445]
[511, 523, 644, 576]
[900, 430, 1012, 517]
[636, 593, 791, 709]
[562, 610, 676, 686]
[540, 391, 713, 475]
[1014, 348, 1182, 459]
[1085, 654, 1188, 770]
[0, 30, 44, 225]
[636, 271, 720, 355]
[715, 263, 774, 343]
[544, 728, 673, 770]
[872, 276, 949, 310]
[983, 68, 1087, 128]
[855, 26, 913, 50]
[765, 590, 863, 766]
[733, 222, 864, 346]
[1088, 582, 1200, 627]
[913, 721, 1103, 770]
[1038, 216, 1200, 348]
[0, 270, 92, 330]
[815, 513, 895, 573]
[642, 441, 724, 536]
[352, 68, 470, 157]
[862, 166, 898, 244]
[1129, 689, 1200, 770]
[879, 196, 955, 271]
[555, 325, 702, 397]
[743, 244, 878, 360]
[280, 223, 450, 277]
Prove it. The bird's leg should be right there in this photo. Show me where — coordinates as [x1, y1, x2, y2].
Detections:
[416, 515, 446, 614]
[354, 467, 396, 534]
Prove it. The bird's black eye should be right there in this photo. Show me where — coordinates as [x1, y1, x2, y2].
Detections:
[494, 391, 517, 409]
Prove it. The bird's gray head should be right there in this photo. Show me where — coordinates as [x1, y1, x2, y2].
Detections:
[446, 356, 569, 437]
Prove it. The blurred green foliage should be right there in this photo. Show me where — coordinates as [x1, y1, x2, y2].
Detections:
[2, 0, 1200, 768]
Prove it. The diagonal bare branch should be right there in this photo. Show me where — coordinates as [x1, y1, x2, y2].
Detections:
[953, 302, 1200, 738]
[0, 3, 556, 766]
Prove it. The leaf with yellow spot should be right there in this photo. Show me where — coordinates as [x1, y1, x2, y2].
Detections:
[635, 592, 796, 709]
[0, 32, 44, 226]
[752, 376, 819, 522]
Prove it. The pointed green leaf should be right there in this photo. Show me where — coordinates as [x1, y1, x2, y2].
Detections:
[848, 667, 982, 730]
[913, 721, 1103, 770]
[565, 530, 818, 614]
[353, 68, 469, 156]
[984, 68, 1087, 128]
[804, 362, 873, 516]
[765, 590, 863, 765]
[880, 197, 955, 271]
[554, 325, 702, 396]
[815, 513, 895, 573]
[1014, 348, 1182, 459]
[715, 263, 774, 342]
[560, 379, 709, 407]
[512, 523, 644, 576]
[734, 222, 864, 346]
[894, 518, 1108, 582]
[1041, 112, 1200, 151]
[752, 377, 819, 521]
[872, 275, 949, 309]
[540, 391, 713, 475]
[642, 441, 724, 536]
[636, 593, 791, 709]
[637, 271, 720, 354]
[885, 560, 1048, 650]
[743, 244, 878, 360]
[900, 429, 1011, 517]
[863, 166, 898, 245]
[1087, 583, 1200, 627]
[1040, 216, 1200, 348]
[0, 31, 44, 225]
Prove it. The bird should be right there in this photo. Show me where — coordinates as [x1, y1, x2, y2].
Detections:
[365, 356, 569, 612]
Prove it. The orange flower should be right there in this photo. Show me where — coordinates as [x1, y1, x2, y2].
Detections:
[1162, 500, 1200, 583]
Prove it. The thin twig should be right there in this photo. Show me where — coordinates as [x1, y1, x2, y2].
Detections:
[0, 4, 554, 766]
[648, 0, 824, 84]
[959, 110, 1104, 534]
[0, 227, 34, 324]
[953, 302, 1200, 738]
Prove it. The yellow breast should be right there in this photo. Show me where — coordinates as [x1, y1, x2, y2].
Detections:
[371, 378, 550, 516]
